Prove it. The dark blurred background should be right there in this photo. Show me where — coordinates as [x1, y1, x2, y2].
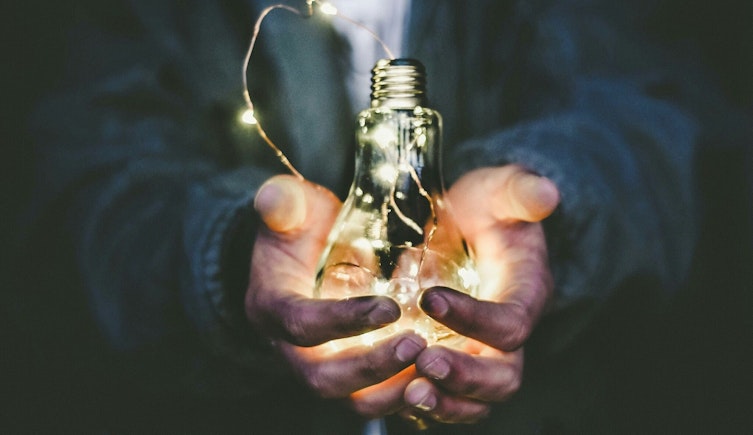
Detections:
[2, 0, 751, 433]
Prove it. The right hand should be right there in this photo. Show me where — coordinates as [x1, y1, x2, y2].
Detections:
[245, 175, 427, 417]
[402, 165, 559, 425]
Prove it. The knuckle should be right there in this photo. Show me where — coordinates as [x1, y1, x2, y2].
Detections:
[362, 359, 381, 380]
[497, 378, 521, 403]
[301, 366, 322, 394]
[336, 298, 369, 331]
[507, 373, 522, 396]
[246, 294, 280, 338]
[477, 405, 492, 421]
[302, 366, 338, 399]
[282, 314, 308, 343]
[280, 303, 318, 346]
[499, 303, 532, 350]
[360, 348, 389, 380]
[493, 365, 522, 401]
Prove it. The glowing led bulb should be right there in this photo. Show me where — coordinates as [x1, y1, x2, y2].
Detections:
[318, 2, 338, 15]
[374, 163, 398, 184]
[315, 59, 478, 349]
[240, 108, 258, 125]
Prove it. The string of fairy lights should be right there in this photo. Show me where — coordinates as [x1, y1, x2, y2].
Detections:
[240, 0, 395, 179]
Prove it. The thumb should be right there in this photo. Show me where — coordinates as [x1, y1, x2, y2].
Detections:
[254, 175, 308, 233]
[451, 166, 559, 224]
[249, 175, 341, 295]
[499, 167, 560, 222]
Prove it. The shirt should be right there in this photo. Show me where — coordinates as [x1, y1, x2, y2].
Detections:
[328, 0, 411, 112]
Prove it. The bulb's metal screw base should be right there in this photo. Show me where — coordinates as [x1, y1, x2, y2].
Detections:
[371, 58, 428, 109]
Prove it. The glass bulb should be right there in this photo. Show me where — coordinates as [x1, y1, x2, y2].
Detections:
[314, 59, 478, 349]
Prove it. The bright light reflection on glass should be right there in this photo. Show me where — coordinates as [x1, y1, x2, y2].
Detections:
[458, 266, 481, 289]
[371, 125, 395, 149]
[375, 164, 398, 184]
[408, 262, 419, 276]
[373, 280, 390, 295]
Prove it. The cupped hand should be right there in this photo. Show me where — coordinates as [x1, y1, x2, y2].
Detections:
[404, 165, 560, 425]
[245, 175, 426, 415]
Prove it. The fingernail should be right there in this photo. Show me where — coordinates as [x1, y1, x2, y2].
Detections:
[395, 337, 424, 363]
[406, 383, 437, 412]
[420, 289, 449, 318]
[254, 177, 306, 232]
[423, 356, 450, 380]
[367, 300, 400, 326]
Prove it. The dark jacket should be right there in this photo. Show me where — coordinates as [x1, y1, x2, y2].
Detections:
[21, 0, 712, 432]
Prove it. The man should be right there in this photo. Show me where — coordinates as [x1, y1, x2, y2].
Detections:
[19, 0, 711, 432]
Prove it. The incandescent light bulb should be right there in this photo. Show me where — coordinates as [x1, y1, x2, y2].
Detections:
[314, 59, 479, 350]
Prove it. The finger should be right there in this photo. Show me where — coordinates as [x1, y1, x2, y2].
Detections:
[280, 332, 426, 399]
[258, 295, 401, 347]
[414, 345, 523, 403]
[249, 176, 365, 345]
[404, 378, 491, 424]
[254, 174, 342, 237]
[348, 365, 417, 419]
[254, 175, 307, 232]
[420, 287, 540, 351]
[449, 166, 559, 225]
[249, 176, 341, 296]
[502, 167, 560, 222]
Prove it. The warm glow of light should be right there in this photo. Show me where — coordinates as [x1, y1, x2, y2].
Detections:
[361, 333, 376, 347]
[416, 133, 427, 147]
[352, 237, 372, 252]
[371, 125, 396, 149]
[375, 163, 398, 183]
[408, 262, 419, 276]
[373, 280, 390, 295]
[319, 2, 338, 15]
[241, 108, 257, 125]
[458, 266, 481, 290]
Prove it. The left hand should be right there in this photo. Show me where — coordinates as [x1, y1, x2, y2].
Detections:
[401, 165, 560, 425]
[246, 176, 426, 412]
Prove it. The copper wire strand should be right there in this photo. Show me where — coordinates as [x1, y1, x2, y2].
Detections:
[407, 162, 437, 287]
[382, 131, 438, 287]
[389, 170, 425, 236]
[242, 3, 304, 179]
[241, 0, 395, 179]
[330, 10, 395, 60]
